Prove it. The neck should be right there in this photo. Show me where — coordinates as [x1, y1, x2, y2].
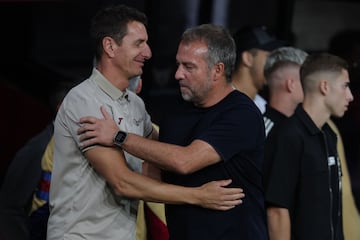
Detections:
[196, 83, 234, 108]
[302, 97, 330, 129]
[269, 93, 297, 117]
[96, 62, 129, 91]
[231, 68, 257, 100]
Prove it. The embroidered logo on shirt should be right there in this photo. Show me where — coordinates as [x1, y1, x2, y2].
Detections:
[118, 117, 123, 125]
[133, 117, 143, 126]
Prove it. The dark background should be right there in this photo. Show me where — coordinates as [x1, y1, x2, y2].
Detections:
[1, 0, 360, 207]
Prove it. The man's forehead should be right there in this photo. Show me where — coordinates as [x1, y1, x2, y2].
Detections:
[179, 41, 207, 55]
[124, 22, 148, 39]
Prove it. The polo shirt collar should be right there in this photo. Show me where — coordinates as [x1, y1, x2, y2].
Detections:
[295, 104, 321, 135]
[264, 104, 287, 124]
[92, 68, 128, 101]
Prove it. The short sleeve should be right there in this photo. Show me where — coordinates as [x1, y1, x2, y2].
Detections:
[199, 104, 265, 162]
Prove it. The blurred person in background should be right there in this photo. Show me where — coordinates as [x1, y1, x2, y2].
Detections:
[231, 25, 286, 113]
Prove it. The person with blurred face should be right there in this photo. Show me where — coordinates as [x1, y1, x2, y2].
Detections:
[231, 26, 286, 113]
[264, 53, 353, 240]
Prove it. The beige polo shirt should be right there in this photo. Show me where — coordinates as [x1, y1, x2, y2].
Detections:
[47, 68, 153, 240]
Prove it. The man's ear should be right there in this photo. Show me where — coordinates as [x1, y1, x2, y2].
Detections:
[102, 37, 116, 58]
[319, 79, 329, 95]
[242, 51, 254, 67]
[286, 78, 295, 93]
[213, 62, 225, 81]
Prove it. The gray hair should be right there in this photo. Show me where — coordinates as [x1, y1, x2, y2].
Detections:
[181, 24, 236, 82]
[264, 47, 308, 79]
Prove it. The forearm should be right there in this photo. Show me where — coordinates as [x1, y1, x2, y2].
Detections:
[142, 162, 162, 180]
[267, 206, 291, 240]
[123, 133, 220, 174]
[122, 133, 189, 173]
[85, 146, 198, 204]
[85, 146, 243, 210]
[78, 111, 220, 174]
[117, 169, 199, 204]
[114, 167, 243, 210]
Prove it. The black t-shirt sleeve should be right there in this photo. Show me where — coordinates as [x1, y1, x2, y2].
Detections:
[198, 105, 264, 162]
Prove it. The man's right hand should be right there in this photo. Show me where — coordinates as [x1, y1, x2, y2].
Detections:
[78, 105, 120, 148]
[196, 179, 245, 211]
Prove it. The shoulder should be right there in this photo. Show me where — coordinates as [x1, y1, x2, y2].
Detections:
[219, 91, 265, 133]
[231, 92, 263, 124]
[225, 91, 260, 112]
[62, 79, 93, 103]
[268, 115, 304, 146]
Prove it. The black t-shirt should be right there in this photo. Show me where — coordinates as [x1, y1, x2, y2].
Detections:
[159, 90, 268, 240]
[264, 105, 343, 240]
